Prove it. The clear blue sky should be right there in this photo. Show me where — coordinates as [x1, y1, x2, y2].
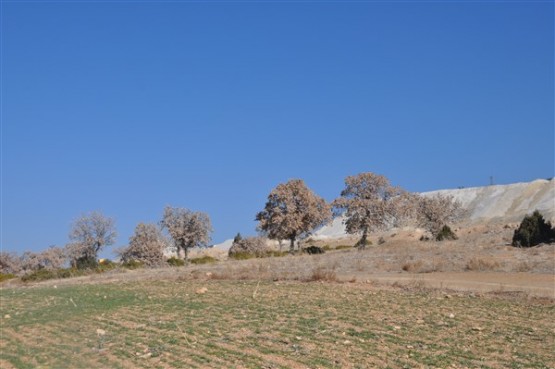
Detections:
[2, 0, 554, 256]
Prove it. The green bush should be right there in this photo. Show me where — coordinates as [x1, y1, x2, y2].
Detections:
[75, 256, 98, 270]
[512, 211, 554, 247]
[190, 256, 217, 265]
[167, 257, 185, 267]
[436, 225, 458, 241]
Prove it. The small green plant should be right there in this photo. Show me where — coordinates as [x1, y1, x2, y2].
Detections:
[436, 225, 458, 241]
[512, 210, 554, 247]
[322, 245, 331, 251]
[167, 257, 185, 267]
[190, 256, 217, 265]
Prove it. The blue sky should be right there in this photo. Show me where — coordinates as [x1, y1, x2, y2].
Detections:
[2, 1, 553, 256]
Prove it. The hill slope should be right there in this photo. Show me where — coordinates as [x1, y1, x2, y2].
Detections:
[313, 178, 555, 240]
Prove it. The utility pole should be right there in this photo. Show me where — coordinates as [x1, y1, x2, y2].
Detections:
[489, 176, 494, 186]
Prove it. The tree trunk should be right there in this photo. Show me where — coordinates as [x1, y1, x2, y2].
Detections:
[357, 229, 368, 249]
[289, 237, 296, 254]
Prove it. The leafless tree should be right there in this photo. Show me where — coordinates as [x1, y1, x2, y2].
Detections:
[118, 223, 167, 266]
[256, 179, 332, 253]
[161, 206, 212, 262]
[416, 193, 464, 238]
[16, 246, 67, 273]
[68, 211, 117, 265]
[333, 172, 410, 248]
[0, 251, 22, 275]
[229, 236, 270, 258]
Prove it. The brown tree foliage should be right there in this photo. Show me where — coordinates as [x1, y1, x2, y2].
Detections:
[256, 179, 332, 252]
[228, 236, 270, 258]
[333, 172, 412, 248]
[161, 206, 212, 261]
[20, 246, 66, 273]
[68, 211, 117, 264]
[416, 193, 464, 238]
[0, 251, 22, 275]
[118, 223, 168, 266]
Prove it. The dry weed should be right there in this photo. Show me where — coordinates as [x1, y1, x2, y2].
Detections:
[465, 257, 500, 271]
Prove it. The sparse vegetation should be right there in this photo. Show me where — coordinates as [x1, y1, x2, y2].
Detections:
[435, 225, 458, 241]
[190, 255, 217, 265]
[512, 210, 554, 247]
[166, 256, 185, 267]
[1, 280, 553, 368]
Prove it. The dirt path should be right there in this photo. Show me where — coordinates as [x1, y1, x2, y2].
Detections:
[347, 271, 555, 297]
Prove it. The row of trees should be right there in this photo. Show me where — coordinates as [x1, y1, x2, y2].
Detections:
[256, 172, 464, 252]
[1, 207, 213, 275]
[2, 172, 464, 275]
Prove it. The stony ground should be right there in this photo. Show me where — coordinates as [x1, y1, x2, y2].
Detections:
[1, 280, 554, 369]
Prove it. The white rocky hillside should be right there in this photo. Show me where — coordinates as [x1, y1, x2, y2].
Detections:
[213, 178, 554, 248]
[313, 178, 555, 241]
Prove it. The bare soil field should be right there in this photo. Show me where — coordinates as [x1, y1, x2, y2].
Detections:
[1, 224, 554, 368]
[2, 279, 554, 369]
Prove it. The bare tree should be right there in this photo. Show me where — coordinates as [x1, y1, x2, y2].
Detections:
[68, 211, 117, 266]
[0, 251, 22, 275]
[256, 179, 332, 253]
[416, 193, 464, 239]
[161, 206, 212, 262]
[118, 223, 167, 266]
[333, 172, 410, 248]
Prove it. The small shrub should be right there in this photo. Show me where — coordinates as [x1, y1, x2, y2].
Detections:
[378, 237, 386, 245]
[512, 210, 554, 247]
[306, 266, 337, 282]
[75, 256, 98, 270]
[465, 257, 500, 271]
[228, 252, 256, 260]
[0, 273, 16, 282]
[419, 235, 430, 242]
[402, 261, 424, 273]
[122, 260, 144, 269]
[303, 246, 325, 255]
[335, 245, 354, 250]
[436, 225, 458, 241]
[322, 245, 332, 251]
[190, 256, 217, 265]
[265, 251, 288, 258]
[21, 268, 59, 282]
[167, 257, 185, 267]
[228, 237, 270, 258]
